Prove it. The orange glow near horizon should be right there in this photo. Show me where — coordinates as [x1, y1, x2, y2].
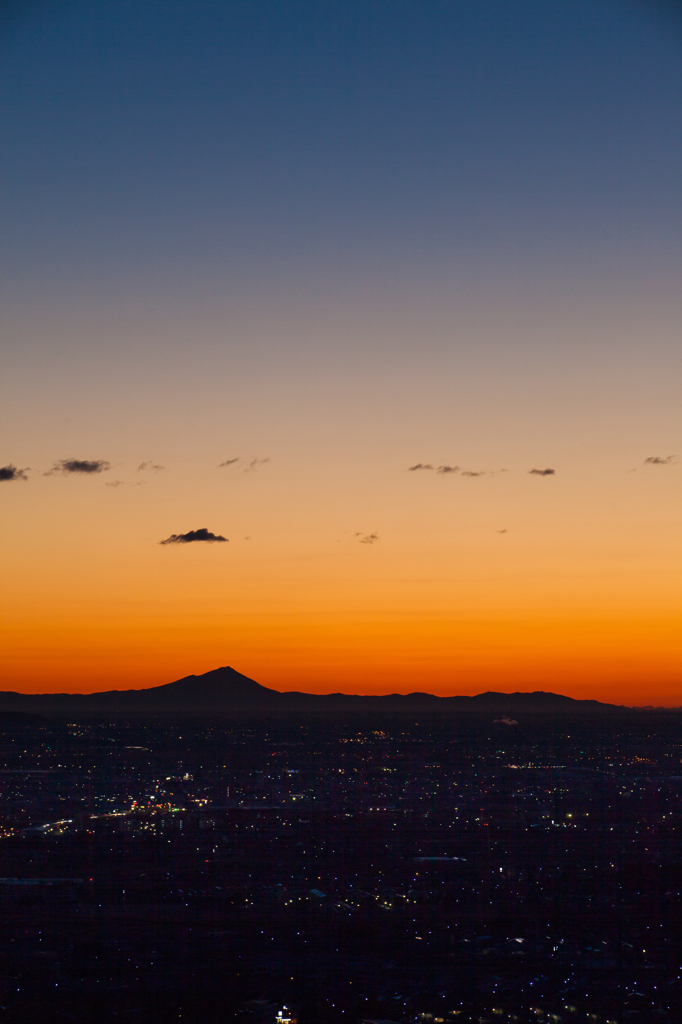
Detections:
[2, 612, 680, 706]
[2, 428, 680, 705]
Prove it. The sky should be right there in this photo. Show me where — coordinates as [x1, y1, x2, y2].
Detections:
[1, 0, 680, 703]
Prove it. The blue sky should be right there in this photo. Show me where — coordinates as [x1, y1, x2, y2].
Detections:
[2, 0, 680, 295]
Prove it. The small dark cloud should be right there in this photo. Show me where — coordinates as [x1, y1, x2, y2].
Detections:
[138, 462, 166, 473]
[408, 463, 433, 471]
[644, 455, 676, 465]
[50, 458, 111, 475]
[359, 533, 379, 544]
[105, 480, 126, 488]
[461, 470, 484, 477]
[436, 465, 460, 474]
[529, 468, 555, 476]
[497, 529, 508, 534]
[160, 528, 228, 545]
[219, 458, 240, 467]
[0, 464, 28, 481]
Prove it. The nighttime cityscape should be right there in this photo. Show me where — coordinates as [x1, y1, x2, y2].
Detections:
[0, 681, 681, 1023]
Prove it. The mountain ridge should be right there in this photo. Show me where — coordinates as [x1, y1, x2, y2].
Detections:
[0, 665, 640, 715]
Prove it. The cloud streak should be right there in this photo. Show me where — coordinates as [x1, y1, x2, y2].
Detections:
[359, 533, 379, 544]
[219, 457, 271, 472]
[644, 455, 676, 465]
[408, 463, 492, 476]
[0, 464, 28, 481]
[529, 467, 555, 476]
[160, 528, 228, 545]
[244, 457, 271, 472]
[409, 463, 490, 476]
[138, 462, 166, 472]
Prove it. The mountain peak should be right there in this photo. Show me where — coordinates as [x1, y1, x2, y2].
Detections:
[154, 666, 281, 702]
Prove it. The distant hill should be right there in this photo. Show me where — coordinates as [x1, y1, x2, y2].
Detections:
[0, 666, 636, 716]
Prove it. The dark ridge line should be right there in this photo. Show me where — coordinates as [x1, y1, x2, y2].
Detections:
[0, 666, 675, 714]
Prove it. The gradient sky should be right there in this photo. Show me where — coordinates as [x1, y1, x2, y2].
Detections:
[1, 0, 680, 703]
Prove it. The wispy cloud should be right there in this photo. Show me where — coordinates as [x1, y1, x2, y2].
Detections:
[160, 528, 228, 545]
[0, 464, 28, 482]
[529, 467, 555, 476]
[138, 462, 166, 473]
[410, 463, 483, 475]
[410, 463, 485, 476]
[359, 533, 379, 544]
[644, 455, 676, 465]
[244, 457, 271, 472]
[219, 457, 271, 472]
[48, 458, 111, 475]
[494, 716, 518, 725]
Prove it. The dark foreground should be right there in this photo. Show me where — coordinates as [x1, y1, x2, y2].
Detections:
[0, 710, 681, 1023]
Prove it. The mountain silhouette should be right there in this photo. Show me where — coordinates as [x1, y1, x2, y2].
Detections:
[0, 666, 635, 716]
[150, 666, 279, 706]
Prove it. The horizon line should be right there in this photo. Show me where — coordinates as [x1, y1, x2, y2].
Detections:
[0, 665, 679, 708]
